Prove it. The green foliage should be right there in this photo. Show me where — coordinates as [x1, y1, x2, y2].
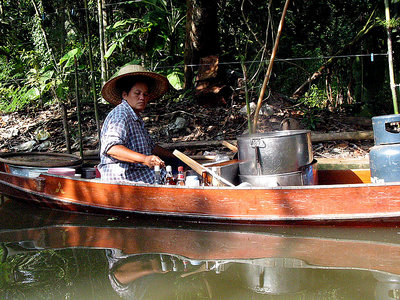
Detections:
[0, 0, 397, 118]
[299, 84, 325, 130]
[301, 84, 326, 108]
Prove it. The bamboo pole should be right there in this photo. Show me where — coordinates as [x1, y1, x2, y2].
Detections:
[98, 0, 107, 85]
[83, 0, 101, 143]
[384, 0, 399, 114]
[253, 0, 290, 132]
[241, 61, 253, 134]
[74, 57, 84, 159]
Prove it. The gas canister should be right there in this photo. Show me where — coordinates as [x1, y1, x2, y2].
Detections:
[370, 114, 400, 183]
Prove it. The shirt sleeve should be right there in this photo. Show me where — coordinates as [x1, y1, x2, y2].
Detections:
[100, 113, 129, 158]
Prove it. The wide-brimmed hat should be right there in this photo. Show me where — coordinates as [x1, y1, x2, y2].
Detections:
[101, 64, 169, 105]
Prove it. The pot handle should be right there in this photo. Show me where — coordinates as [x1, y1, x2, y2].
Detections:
[250, 138, 266, 148]
[255, 146, 263, 175]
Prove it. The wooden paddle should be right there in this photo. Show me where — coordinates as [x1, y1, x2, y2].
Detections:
[172, 150, 235, 187]
[222, 140, 238, 153]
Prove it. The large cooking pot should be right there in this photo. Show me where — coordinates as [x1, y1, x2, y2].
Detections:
[237, 130, 313, 175]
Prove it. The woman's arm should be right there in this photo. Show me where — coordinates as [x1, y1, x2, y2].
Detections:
[152, 145, 175, 158]
[107, 145, 165, 168]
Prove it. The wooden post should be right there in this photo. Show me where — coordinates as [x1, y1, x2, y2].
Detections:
[253, 0, 291, 131]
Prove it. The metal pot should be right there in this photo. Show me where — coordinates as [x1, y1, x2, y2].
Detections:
[237, 130, 313, 175]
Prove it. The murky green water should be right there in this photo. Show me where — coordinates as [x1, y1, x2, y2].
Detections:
[1, 198, 400, 299]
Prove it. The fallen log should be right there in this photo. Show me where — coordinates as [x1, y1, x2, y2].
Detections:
[160, 131, 374, 149]
[311, 131, 374, 142]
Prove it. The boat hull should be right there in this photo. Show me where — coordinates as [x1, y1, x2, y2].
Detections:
[1, 170, 400, 223]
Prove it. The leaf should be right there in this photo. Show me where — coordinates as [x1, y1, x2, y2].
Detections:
[167, 72, 183, 90]
[104, 43, 118, 60]
[59, 48, 81, 65]
[39, 70, 54, 83]
[24, 87, 40, 100]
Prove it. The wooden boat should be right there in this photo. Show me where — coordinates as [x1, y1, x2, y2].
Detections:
[2, 158, 400, 224]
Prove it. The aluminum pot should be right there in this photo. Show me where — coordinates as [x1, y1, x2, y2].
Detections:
[237, 130, 313, 175]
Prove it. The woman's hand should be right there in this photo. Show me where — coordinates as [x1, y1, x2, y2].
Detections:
[143, 155, 165, 168]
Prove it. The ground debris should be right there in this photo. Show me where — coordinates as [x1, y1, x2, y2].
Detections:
[0, 92, 374, 159]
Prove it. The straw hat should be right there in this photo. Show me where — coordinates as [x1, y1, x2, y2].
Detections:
[101, 64, 169, 105]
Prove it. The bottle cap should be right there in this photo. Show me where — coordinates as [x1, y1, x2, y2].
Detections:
[154, 165, 160, 171]
[178, 166, 184, 172]
[166, 165, 172, 172]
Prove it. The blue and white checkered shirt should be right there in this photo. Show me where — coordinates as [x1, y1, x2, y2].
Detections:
[98, 100, 161, 183]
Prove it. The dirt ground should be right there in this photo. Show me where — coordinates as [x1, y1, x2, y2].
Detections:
[0, 93, 374, 160]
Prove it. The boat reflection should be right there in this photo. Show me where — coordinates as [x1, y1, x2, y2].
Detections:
[1, 199, 400, 298]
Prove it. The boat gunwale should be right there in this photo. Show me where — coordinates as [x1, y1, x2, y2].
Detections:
[37, 171, 400, 190]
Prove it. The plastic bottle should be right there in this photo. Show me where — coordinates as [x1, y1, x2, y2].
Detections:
[211, 167, 220, 187]
[154, 165, 162, 184]
[165, 165, 175, 185]
[177, 166, 185, 186]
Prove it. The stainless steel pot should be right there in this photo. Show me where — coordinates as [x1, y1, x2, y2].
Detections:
[237, 130, 313, 175]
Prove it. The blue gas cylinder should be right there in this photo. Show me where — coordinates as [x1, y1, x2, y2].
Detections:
[369, 114, 400, 183]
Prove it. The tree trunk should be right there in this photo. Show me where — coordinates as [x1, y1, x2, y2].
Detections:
[98, 0, 108, 86]
[84, 0, 101, 144]
[184, 0, 219, 89]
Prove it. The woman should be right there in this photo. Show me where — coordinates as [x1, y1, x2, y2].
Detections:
[98, 64, 174, 183]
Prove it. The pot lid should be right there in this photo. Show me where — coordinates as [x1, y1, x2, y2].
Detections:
[0, 152, 82, 167]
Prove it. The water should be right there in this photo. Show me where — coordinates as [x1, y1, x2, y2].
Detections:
[1, 198, 400, 299]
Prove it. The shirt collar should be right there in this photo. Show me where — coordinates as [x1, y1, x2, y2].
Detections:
[121, 99, 142, 122]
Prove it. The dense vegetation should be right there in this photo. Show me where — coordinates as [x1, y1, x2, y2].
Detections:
[0, 0, 399, 120]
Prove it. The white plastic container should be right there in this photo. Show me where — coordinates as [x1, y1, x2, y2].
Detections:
[48, 167, 76, 177]
[185, 175, 200, 187]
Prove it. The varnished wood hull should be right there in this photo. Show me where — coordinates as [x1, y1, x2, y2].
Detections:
[1, 169, 400, 223]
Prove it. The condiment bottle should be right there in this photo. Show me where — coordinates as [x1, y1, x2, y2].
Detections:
[165, 165, 176, 185]
[154, 165, 162, 184]
[202, 171, 210, 186]
[177, 166, 185, 186]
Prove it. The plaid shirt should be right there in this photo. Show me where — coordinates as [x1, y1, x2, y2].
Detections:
[98, 100, 163, 183]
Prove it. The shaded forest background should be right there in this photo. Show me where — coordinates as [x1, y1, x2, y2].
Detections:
[0, 0, 400, 153]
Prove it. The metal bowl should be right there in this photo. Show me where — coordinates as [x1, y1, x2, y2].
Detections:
[239, 171, 303, 187]
[239, 160, 318, 187]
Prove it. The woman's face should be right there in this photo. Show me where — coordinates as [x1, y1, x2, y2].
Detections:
[122, 82, 150, 113]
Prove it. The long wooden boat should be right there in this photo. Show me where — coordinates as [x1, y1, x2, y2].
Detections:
[1, 160, 400, 223]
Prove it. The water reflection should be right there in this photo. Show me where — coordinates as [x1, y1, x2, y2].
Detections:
[1, 198, 400, 299]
